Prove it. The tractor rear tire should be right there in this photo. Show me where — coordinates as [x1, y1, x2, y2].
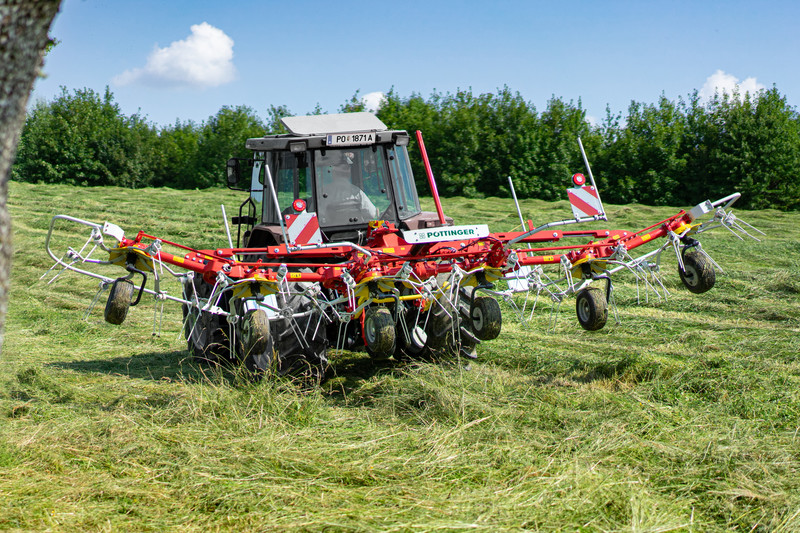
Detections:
[426, 306, 456, 355]
[575, 287, 608, 331]
[182, 282, 229, 365]
[471, 296, 502, 340]
[364, 307, 395, 360]
[271, 284, 328, 381]
[104, 279, 134, 325]
[679, 250, 716, 294]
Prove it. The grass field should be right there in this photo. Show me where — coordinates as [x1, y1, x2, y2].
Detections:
[2, 181, 799, 531]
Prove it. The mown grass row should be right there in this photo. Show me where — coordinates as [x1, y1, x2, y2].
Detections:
[1, 181, 799, 531]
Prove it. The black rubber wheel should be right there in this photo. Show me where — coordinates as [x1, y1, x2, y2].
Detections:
[238, 309, 274, 372]
[271, 282, 328, 380]
[575, 287, 608, 331]
[393, 307, 428, 361]
[364, 307, 396, 360]
[104, 279, 134, 325]
[426, 306, 456, 353]
[471, 296, 502, 340]
[679, 250, 716, 294]
[182, 282, 229, 364]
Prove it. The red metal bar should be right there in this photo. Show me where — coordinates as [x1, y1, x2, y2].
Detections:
[415, 130, 446, 225]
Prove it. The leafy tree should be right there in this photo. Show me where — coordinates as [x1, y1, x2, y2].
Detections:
[435, 87, 541, 198]
[378, 87, 546, 199]
[154, 120, 201, 188]
[377, 89, 441, 192]
[0, 0, 63, 354]
[266, 104, 292, 135]
[682, 88, 800, 209]
[339, 90, 366, 113]
[524, 96, 597, 201]
[8, 77, 800, 210]
[192, 105, 265, 188]
[12, 86, 159, 187]
[599, 96, 686, 205]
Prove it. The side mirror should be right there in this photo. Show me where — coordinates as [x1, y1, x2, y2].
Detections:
[226, 158, 241, 188]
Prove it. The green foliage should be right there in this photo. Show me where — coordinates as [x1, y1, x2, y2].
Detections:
[10, 85, 800, 209]
[682, 88, 800, 210]
[191, 106, 265, 189]
[265, 104, 292, 135]
[154, 120, 201, 189]
[435, 87, 540, 198]
[12, 87, 160, 187]
[338, 89, 367, 114]
[524, 95, 597, 201]
[376, 87, 592, 199]
[598, 96, 687, 205]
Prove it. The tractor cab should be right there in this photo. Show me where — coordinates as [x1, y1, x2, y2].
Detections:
[227, 112, 450, 248]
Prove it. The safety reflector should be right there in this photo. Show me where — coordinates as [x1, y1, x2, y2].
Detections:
[292, 198, 307, 212]
[572, 173, 586, 186]
[567, 186, 603, 219]
[285, 211, 322, 245]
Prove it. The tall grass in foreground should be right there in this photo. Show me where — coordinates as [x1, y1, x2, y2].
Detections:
[2, 181, 799, 531]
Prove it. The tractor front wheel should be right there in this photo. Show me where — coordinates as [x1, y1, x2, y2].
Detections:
[679, 250, 716, 294]
[575, 287, 608, 331]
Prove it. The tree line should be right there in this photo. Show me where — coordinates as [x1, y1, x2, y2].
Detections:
[11, 85, 800, 210]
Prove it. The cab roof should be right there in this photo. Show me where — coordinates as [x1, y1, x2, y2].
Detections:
[281, 112, 387, 136]
[245, 112, 407, 152]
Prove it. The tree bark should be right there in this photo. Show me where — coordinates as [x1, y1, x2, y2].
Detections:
[0, 0, 61, 355]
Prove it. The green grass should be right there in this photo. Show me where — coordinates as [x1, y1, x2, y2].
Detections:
[2, 181, 799, 531]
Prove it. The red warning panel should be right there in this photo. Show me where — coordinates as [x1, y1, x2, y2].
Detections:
[567, 185, 602, 218]
[285, 211, 322, 245]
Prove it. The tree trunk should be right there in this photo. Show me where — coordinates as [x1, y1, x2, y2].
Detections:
[0, 0, 61, 355]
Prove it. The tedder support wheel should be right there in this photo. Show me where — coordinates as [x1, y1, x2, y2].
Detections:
[364, 307, 396, 360]
[679, 250, 716, 294]
[104, 279, 134, 325]
[575, 287, 608, 331]
[471, 296, 502, 340]
[239, 309, 274, 372]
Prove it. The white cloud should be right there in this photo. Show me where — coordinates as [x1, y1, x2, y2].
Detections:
[361, 91, 385, 113]
[114, 23, 236, 88]
[699, 70, 765, 102]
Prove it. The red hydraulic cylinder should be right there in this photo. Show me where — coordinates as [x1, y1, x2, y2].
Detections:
[415, 130, 447, 225]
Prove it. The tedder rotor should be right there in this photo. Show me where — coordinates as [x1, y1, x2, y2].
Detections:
[44, 112, 763, 380]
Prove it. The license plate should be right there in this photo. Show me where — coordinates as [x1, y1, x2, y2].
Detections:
[326, 132, 376, 146]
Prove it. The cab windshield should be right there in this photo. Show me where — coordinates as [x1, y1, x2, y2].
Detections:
[314, 147, 394, 227]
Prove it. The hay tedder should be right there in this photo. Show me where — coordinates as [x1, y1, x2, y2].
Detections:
[44, 112, 762, 379]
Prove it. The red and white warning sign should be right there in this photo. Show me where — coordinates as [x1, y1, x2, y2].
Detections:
[284, 211, 322, 245]
[567, 185, 603, 219]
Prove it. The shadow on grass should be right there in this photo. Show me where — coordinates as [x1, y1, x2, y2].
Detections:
[527, 353, 663, 386]
[323, 350, 400, 397]
[48, 347, 400, 392]
[48, 350, 209, 382]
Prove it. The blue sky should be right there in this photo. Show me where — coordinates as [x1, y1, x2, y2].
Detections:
[31, 0, 800, 127]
